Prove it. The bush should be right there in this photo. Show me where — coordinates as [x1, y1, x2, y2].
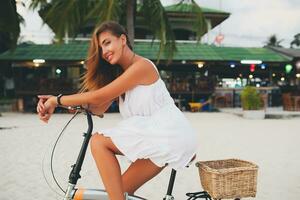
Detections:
[241, 86, 263, 110]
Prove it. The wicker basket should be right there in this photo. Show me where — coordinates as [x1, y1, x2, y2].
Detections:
[196, 159, 258, 199]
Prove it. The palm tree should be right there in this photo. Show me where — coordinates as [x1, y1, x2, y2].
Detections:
[264, 34, 283, 47]
[30, 0, 207, 61]
[290, 33, 300, 48]
[0, 0, 24, 52]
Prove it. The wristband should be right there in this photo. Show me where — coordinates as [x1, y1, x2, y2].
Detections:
[57, 94, 63, 106]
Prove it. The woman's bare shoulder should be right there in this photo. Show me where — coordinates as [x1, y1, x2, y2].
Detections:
[132, 56, 153, 69]
[131, 57, 158, 84]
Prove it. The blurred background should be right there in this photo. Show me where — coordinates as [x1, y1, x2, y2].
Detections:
[0, 0, 300, 113]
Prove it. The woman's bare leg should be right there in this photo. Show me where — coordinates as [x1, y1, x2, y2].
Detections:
[90, 133, 125, 200]
[122, 159, 165, 195]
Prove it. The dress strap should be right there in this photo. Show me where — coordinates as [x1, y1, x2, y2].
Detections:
[145, 59, 160, 77]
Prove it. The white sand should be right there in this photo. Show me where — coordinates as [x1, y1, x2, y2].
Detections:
[0, 112, 299, 200]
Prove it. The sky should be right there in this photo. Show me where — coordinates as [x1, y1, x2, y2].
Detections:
[17, 0, 300, 48]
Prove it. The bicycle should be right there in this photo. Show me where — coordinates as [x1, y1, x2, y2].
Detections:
[48, 106, 212, 200]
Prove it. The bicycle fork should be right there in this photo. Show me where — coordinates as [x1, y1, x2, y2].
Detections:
[63, 183, 75, 200]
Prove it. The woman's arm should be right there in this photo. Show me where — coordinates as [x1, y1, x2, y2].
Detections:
[38, 59, 155, 122]
[50, 59, 154, 106]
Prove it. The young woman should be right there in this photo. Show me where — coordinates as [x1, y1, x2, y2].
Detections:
[37, 21, 198, 200]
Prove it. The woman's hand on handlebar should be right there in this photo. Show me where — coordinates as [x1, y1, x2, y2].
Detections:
[37, 95, 57, 123]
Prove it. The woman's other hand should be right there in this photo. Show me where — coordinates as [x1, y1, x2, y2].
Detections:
[37, 95, 57, 123]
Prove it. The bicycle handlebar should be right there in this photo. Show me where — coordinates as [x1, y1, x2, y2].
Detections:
[58, 105, 104, 118]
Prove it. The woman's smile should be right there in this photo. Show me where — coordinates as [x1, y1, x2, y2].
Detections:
[104, 52, 113, 62]
[107, 53, 113, 62]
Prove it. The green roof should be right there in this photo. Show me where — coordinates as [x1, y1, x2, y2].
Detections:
[164, 3, 230, 15]
[0, 41, 290, 63]
[0, 42, 89, 61]
[136, 42, 289, 62]
[135, 3, 229, 15]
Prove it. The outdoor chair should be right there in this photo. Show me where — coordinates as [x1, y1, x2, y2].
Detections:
[260, 93, 268, 110]
[214, 94, 232, 108]
[282, 93, 294, 111]
[188, 102, 202, 112]
[293, 96, 300, 111]
[189, 99, 211, 112]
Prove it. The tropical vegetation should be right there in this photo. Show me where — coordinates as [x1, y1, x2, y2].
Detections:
[29, 0, 207, 61]
[241, 86, 263, 110]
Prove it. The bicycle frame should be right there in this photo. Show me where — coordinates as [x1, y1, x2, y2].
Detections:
[61, 108, 209, 200]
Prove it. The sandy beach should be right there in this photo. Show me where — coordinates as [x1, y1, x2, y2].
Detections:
[0, 111, 300, 200]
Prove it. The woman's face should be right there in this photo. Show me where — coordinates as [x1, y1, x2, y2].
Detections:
[98, 31, 125, 65]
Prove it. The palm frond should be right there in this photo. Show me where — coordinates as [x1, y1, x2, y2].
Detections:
[191, 0, 207, 41]
[86, 0, 123, 27]
[38, 0, 92, 41]
[0, 0, 21, 50]
[290, 34, 300, 48]
[173, 0, 207, 42]
[265, 34, 283, 47]
[141, 0, 176, 63]
[29, 0, 48, 10]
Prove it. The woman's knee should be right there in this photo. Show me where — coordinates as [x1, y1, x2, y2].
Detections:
[90, 133, 123, 155]
[90, 133, 107, 153]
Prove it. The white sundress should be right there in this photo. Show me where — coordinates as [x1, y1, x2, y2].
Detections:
[100, 60, 199, 170]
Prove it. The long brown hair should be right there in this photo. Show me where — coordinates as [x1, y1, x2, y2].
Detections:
[80, 21, 132, 92]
